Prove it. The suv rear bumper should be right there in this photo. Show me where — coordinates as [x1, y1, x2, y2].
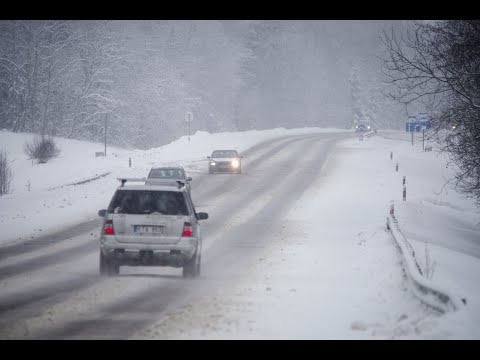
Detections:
[100, 236, 197, 267]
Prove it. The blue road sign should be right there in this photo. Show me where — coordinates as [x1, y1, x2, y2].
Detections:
[419, 120, 431, 129]
[406, 121, 424, 132]
[406, 114, 431, 132]
[418, 112, 431, 129]
[406, 116, 417, 132]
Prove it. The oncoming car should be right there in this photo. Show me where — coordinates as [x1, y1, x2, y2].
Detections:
[207, 149, 243, 174]
[355, 121, 373, 133]
[97, 178, 208, 278]
[147, 165, 192, 192]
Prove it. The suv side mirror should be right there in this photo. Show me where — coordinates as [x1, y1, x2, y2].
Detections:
[98, 209, 107, 217]
[197, 212, 208, 220]
[207, 156, 210, 159]
[187, 177, 192, 181]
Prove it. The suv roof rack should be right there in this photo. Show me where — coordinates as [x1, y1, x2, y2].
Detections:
[117, 177, 185, 189]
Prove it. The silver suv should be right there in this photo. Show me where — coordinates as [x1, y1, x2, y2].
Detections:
[97, 178, 208, 278]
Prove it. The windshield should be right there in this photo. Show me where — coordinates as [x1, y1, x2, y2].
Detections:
[211, 150, 238, 158]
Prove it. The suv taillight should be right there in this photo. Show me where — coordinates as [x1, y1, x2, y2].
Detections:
[182, 222, 192, 237]
[104, 219, 115, 235]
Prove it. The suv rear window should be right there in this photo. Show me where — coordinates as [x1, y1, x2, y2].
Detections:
[108, 190, 189, 215]
[148, 168, 185, 179]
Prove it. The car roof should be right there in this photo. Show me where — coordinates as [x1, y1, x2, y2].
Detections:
[150, 165, 185, 170]
[115, 177, 187, 192]
[117, 184, 186, 192]
[211, 150, 239, 155]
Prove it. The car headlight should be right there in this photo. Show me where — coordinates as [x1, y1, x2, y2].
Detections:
[210, 162, 216, 166]
[367, 126, 371, 129]
[231, 159, 239, 168]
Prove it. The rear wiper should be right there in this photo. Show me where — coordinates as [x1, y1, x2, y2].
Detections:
[142, 210, 167, 215]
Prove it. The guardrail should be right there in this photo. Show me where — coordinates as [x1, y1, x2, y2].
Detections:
[386, 211, 465, 313]
[47, 172, 111, 191]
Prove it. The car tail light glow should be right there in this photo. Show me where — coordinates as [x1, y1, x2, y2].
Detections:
[104, 220, 114, 235]
[182, 222, 193, 236]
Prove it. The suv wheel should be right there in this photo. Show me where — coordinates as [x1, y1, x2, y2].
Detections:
[183, 249, 200, 278]
[100, 251, 120, 276]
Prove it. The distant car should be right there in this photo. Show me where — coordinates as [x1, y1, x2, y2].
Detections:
[355, 122, 373, 133]
[207, 150, 242, 174]
[97, 178, 208, 277]
[355, 122, 371, 133]
[147, 165, 192, 192]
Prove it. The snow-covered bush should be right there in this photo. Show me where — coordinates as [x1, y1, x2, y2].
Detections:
[0, 148, 13, 195]
[24, 135, 60, 164]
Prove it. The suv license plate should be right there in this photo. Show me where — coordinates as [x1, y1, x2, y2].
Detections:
[134, 225, 164, 234]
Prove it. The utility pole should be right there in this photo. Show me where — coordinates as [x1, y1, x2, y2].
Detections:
[105, 113, 108, 157]
[408, 116, 417, 146]
[422, 128, 425, 151]
[185, 112, 193, 142]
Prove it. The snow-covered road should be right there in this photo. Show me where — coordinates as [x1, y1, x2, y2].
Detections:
[0, 132, 361, 339]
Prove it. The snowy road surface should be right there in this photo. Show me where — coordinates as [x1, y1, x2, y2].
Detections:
[0, 132, 446, 339]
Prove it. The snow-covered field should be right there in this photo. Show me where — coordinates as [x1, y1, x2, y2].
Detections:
[1, 128, 479, 339]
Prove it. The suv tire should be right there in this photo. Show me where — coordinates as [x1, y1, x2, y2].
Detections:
[183, 249, 201, 278]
